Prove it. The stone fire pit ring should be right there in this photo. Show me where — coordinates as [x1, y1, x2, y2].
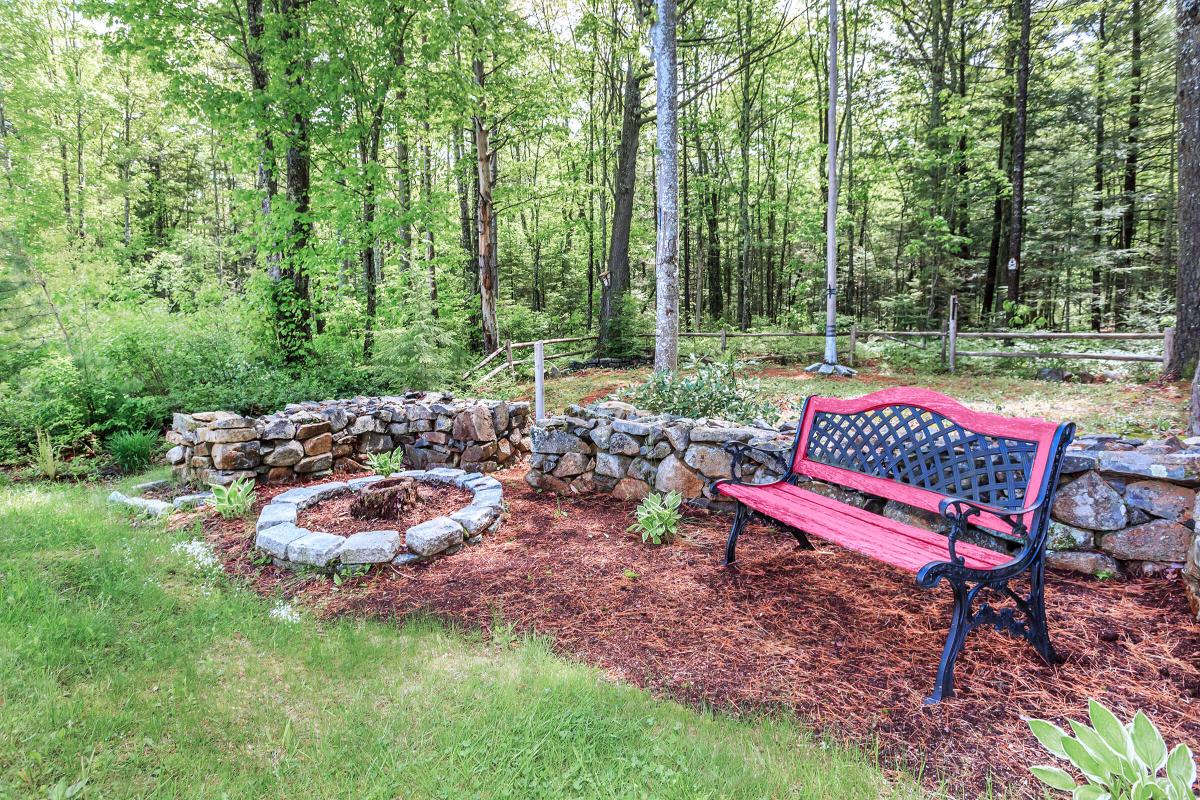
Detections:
[253, 468, 503, 570]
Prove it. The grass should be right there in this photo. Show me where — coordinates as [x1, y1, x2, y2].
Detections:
[518, 350, 1189, 437]
[0, 472, 916, 799]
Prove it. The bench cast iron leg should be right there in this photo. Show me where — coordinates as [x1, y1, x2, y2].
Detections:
[926, 580, 971, 705]
[1027, 560, 1060, 666]
[723, 503, 751, 566]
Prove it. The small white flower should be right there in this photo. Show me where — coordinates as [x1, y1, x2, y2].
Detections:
[172, 539, 220, 573]
[269, 600, 301, 624]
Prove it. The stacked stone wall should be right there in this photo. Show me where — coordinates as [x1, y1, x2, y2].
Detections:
[527, 401, 1200, 618]
[166, 393, 530, 486]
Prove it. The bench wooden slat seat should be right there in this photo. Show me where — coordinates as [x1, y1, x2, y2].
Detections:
[718, 481, 1011, 573]
[713, 387, 1076, 704]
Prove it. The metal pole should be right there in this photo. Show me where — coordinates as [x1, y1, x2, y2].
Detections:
[948, 295, 958, 374]
[1163, 326, 1175, 372]
[533, 340, 545, 421]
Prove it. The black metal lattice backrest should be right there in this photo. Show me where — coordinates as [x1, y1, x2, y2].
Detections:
[804, 404, 1039, 511]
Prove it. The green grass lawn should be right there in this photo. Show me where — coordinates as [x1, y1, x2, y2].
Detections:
[0, 472, 917, 799]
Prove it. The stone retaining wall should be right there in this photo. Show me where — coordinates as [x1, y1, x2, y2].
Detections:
[526, 401, 1200, 618]
[167, 393, 530, 486]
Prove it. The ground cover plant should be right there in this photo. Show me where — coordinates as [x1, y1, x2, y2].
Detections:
[0, 473, 914, 799]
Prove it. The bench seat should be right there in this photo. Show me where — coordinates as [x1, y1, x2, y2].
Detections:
[718, 481, 1011, 573]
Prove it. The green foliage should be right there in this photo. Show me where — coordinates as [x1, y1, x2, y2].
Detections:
[33, 427, 59, 481]
[598, 294, 650, 360]
[628, 491, 683, 545]
[106, 431, 160, 474]
[363, 449, 405, 475]
[210, 478, 257, 519]
[1028, 700, 1197, 799]
[617, 356, 779, 425]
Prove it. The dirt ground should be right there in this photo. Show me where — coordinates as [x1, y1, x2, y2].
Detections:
[206, 470, 1200, 797]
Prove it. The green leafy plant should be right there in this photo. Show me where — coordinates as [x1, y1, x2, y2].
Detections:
[33, 426, 59, 480]
[616, 355, 778, 425]
[210, 478, 256, 519]
[628, 491, 683, 545]
[107, 430, 160, 473]
[1028, 699, 1197, 799]
[363, 448, 405, 475]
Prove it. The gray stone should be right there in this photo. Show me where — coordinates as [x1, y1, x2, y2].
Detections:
[172, 412, 198, 433]
[261, 419, 296, 439]
[1052, 472, 1128, 531]
[683, 444, 733, 479]
[107, 491, 173, 518]
[663, 424, 691, 451]
[166, 445, 187, 465]
[590, 423, 612, 450]
[654, 454, 704, 496]
[206, 470, 257, 486]
[1096, 452, 1200, 484]
[453, 406, 497, 441]
[321, 407, 350, 432]
[608, 432, 641, 456]
[212, 441, 260, 470]
[273, 482, 349, 509]
[1099, 520, 1192, 562]
[553, 452, 591, 478]
[1060, 452, 1100, 474]
[645, 441, 672, 460]
[803, 482, 869, 508]
[348, 475, 387, 491]
[133, 479, 171, 493]
[451, 504, 499, 536]
[348, 415, 383, 436]
[173, 492, 214, 509]
[391, 552, 424, 567]
[255, 523, 310, 559]
[466, 476, 502, 492]
[612, 478, 652, 501]
[286, 532, 347, 567]
[1047, 550, 1122, 577]
[595, 452, 632, 479]
[455, 472, 484, 488]
[689, 425, 759, 444]
[881, 500, 950, 534]
[612, 419, 651, 436]
[294, 453, 333, 474]
[358, 433, 394, 453]
[405, 517, 465, 556]
[1123, 480, 1195, 522]
[425, 467, 467, 484]
[256, 502, 298, 532]
[1047, 521, 1094, 551]
[531, 428, 589, 455]
[473, 488, 503, 508]
[210, 415, 256, 430]
[263, 440, 304, 467]
[338, 530, 402, 564]
[203, 427, 257, 444]
[627, 457, 658, 484]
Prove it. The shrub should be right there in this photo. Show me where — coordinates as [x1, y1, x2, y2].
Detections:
[616, 356, 778, 426]
[1027, 699, 1197, 799]
[628, 491, 683, 545]
[364, 449, 405, 475]
[33, 426, 58, 480]
[211, 479, 256, 519]
[598, 294, 650, 360]
[107, 430, 160, 473]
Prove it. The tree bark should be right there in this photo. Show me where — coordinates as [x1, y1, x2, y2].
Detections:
[652, 0, 679, 372]
[1116, 0, 1142, 328]
[277, 0, 313, 361]
[473, 57, 499, 354]
[1092, 7, 1107, 332]
[598, 60, 643, 353]
[1175, 0, 1200, 378]
[1005, 0, 1031, 318]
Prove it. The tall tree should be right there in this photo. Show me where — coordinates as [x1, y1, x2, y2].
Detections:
[652, 0, 679, 371]
[1005, 0, 1032, 318]
[1176, 0, 1200, 378]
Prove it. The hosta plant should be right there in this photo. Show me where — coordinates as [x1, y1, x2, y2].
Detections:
[628, 491, 683, 545]
[364, 448, 405, 476]
[210, 478, 256, 519]
[1028, 700, 1197, 799]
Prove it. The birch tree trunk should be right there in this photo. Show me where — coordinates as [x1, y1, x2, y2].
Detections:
[1005, 0, 1031, 317]
[653, 0, 679, 372]
[473, 57, 499, 354]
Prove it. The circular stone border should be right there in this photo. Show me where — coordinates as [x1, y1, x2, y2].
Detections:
[252, 467, 503, 570]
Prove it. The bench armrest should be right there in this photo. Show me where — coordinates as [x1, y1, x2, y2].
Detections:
[936, 495, 1045, 566]
[722, 442, 757, 483]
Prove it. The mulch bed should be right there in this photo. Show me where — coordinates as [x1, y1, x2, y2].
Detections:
[203, 470, 1200, 796]
[296, 484, 473, 536]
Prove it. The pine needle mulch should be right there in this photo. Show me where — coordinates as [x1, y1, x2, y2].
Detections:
[206, 470, 1200, 797]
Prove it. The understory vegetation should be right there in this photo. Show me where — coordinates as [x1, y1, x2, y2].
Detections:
[0, 474, 914, 798]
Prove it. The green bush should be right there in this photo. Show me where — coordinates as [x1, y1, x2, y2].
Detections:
[211, 478, 256, 519]
[598, 294, 650, 360]
[363, 449, 405, 475]
[616, 356, 778, 425]
[1028, 699, 1197, 799]
[107, 430, 160, 473]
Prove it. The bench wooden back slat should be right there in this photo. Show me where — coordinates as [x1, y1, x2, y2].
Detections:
[790, 387, 1065, 539]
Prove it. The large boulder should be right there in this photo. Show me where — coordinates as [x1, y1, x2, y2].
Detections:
[595, 452, 632, 479]
[337, 530, 402, 564]
[654, 454, 704, 497]
[453, 406, 496, 442]
[1052, 472, 1127, 531]
[405, 517, 465, 556]
[608, 432, 641, 456]
[552, 452, 591, 478]
[1123, 480, 1195, 522]
[683, 444, 733, 479]
[1099, 519, 1192, 562]
[263, 439, 304, 467]
[1046, 550, 1122, 577]
[211, 441, 260, 470]
[530, 428, 589, 455]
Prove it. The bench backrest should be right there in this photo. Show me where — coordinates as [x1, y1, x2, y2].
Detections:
[790, 387, 1073, 540]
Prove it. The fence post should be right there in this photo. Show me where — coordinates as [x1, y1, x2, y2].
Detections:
[720, 327, 728, 353]
[1163, 327, 1175, 373]
[848, 324, 857, 367]
[505, 339, 513, 370]
[948, 294, 959, 374]
[940, 321, 948, 366]
[533, 340, 546, 421]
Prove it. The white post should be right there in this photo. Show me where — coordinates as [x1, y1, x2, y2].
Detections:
[806, 0, 855, 377]
[948, 294, 959, 374]
[533, 340, 546, 421]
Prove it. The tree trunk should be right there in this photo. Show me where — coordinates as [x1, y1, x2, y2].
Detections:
[1005, 0, 1031, 318]
[278, 0, 313, 361]
[423, 125, 438, 318]
[1115, 0, 1142, 328]
[1175, 0, 1200, 378]
[598, 60, 643, 353]
[473, 57, 499, 354]
[652, 0, 679, 372]
[1092, 7, 1107, 332]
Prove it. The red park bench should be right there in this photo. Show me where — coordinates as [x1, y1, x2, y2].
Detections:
[715, 387, 1076, 704]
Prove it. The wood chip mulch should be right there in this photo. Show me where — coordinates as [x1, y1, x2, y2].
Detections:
[204, 469, 1200, 797]
[295, 484, 473, 536]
